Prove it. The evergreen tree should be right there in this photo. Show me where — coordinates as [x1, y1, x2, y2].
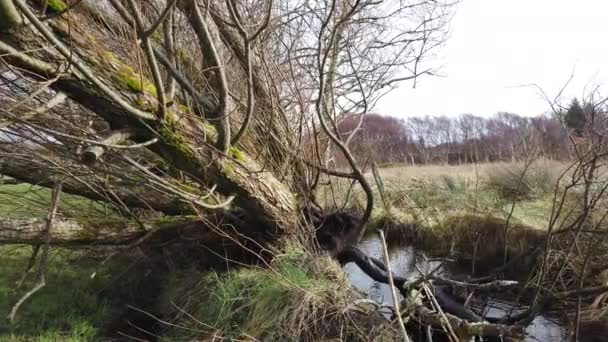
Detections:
[564, 98, 586, 135]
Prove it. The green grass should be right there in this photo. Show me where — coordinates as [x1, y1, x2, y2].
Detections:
[0, 246, 118, 341]
[0, 184, 117, 219]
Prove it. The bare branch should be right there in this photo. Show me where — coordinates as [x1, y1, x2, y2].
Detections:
[8, 181, 61, 322]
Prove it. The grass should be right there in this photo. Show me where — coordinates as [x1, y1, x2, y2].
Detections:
[486, 161, 559, 201]
[0, 246, 118, 341]
[320, 160, 571, 231]
[0, 183, 117, 219]
[0, 183, 144, 341]
[160, 244, 398, 341]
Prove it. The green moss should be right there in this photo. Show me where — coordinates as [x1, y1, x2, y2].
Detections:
[177, 181, 201, 195]
[202, 123, 217, 139]
[222, 162, 234, 176]
[113, 65, 157, 96]
[229, 146, 247, 161]
[178, 104, 192, 114]
[47, 0, 68, 12]
[160, 114, 197, 160]
[134, 97, 157, 112]
[85, 54, 99, 66]
[101, 51, 116, 61]
[175, 47, 191, 62]
[150, 29, 163, 42]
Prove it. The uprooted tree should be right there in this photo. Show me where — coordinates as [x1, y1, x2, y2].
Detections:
[0, 0, 455, 331]
[3, 0, 608, 340]
[0, 0, 450, 243]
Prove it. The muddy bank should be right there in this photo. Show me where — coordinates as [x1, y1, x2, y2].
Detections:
[378, 214, 545, 276]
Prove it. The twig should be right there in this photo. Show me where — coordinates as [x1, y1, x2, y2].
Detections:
[12, 0, 156, 121]
[15, 245, 40, 288]
[8, 180, 62, 322]
[422, 283, 459, 342]
[125, 0, 166, 119]
[377, 229, 411, 342]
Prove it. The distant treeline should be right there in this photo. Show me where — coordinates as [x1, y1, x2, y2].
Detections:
[329, 99, 604, 166]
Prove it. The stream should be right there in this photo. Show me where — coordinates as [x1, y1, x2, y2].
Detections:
[344, 234, 568, 341]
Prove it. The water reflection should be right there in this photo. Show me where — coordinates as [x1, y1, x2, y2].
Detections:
[344, 234, 568, 341]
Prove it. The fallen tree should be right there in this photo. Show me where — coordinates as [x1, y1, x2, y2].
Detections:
[3, 0, 551, 339]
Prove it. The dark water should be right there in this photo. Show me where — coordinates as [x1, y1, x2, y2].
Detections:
[344, 234, 568, 341]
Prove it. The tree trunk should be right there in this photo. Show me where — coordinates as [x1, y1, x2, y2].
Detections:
[0, 218, 150, 245]
[0, 155, 193, 215]
[0, 217, 215, 246]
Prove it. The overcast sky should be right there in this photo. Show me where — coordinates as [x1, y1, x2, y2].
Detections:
[375, 0, 608, 118]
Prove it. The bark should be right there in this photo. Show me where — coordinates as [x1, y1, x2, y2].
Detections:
[81, 129, 134, 165]
[0, 218, 150, 245]
[0, 156, 193, 215]
[0, 217, 208, 245]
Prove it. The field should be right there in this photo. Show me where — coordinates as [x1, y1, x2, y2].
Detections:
[320, 159, 578, 231]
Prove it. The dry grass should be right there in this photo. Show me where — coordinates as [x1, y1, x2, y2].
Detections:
[321, 160, 577, 231]
[374, 160, 568, 184]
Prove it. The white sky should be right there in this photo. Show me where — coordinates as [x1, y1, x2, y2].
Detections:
[376, 0, 608, 118]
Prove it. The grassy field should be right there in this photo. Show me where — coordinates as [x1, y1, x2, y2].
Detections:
[320, 159, 577, 230]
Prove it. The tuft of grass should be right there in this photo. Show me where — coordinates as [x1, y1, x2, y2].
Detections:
[161, 244, 397, 341]
[486, 162, 558, 201]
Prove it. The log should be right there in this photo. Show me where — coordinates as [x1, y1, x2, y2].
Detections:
[412, 304, 525, 339]
[0, 217, 210, 246]
[0, 218, 151, 245]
